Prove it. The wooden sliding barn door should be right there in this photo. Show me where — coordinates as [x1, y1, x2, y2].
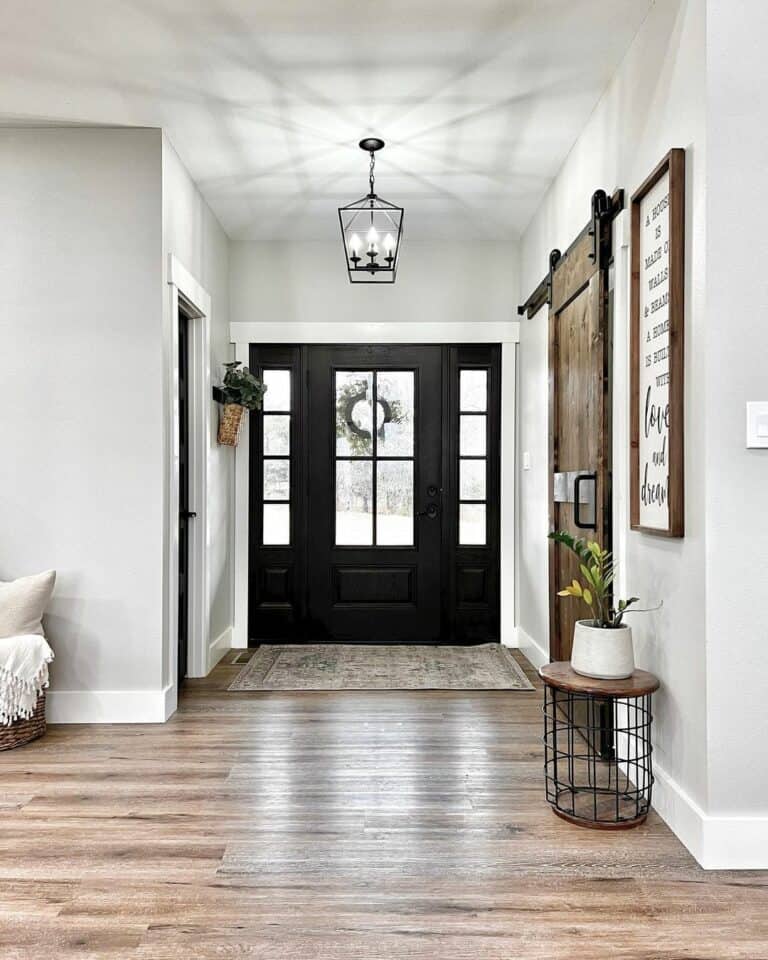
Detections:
[548, 191, 615, 661]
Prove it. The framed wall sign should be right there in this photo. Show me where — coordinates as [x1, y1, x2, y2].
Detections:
[630, 148, 685, 537]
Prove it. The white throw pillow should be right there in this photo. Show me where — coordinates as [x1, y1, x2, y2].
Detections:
[0, 570, 56, 639]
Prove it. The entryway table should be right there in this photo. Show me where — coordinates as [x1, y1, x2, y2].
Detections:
[539, 662, 660, 829]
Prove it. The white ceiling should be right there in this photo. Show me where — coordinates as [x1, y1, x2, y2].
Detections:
[0, 0, 652, 240]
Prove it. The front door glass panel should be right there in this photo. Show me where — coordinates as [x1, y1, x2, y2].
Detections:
[335, 369, 414, 546]
[376, 460, 414, 545]
[335, 459, 373, 545]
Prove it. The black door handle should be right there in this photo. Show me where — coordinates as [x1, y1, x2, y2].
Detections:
[417, 503, 439, 519]
[180, 511, 197, 519]
[573, 474, 596, 530]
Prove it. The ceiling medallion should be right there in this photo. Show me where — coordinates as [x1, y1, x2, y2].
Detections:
[338, 138, 404, 284]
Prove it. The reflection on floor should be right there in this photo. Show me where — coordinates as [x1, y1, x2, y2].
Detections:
[2, 650, 766, 958]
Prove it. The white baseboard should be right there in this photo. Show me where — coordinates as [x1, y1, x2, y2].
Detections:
[516, 626, 549, 670]
[652, 762, 768, 869]
[207, 625, 232, 672]
[163, 680, 177, 722]
[47, 684, 174, 724]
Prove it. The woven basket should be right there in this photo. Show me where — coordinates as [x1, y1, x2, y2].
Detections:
[0, 691, 46, 752]
[218, 403, 246, 446]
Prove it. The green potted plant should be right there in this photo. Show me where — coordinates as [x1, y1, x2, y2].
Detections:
[548, 531, 639, 679]
[216, 362, 266, 446]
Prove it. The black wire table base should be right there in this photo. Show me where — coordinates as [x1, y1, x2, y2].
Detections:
[542, 683, 655, 829]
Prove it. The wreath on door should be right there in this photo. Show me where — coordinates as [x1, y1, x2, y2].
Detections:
[335, 379, 404, 455]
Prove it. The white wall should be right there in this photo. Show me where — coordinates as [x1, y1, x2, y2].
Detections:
[230, 240, 519, 327]
[162, 136, 233, 685]
[706, 1, 768, 822]
[519, 0, 768, 867]
[518, 0, 713, 854]
[0, 128, 166, 714]
[0, 128, 233, 722]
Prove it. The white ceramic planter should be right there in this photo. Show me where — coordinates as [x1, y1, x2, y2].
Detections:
[570, 621, 635, 680]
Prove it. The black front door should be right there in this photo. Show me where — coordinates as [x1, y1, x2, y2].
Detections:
[307, 345, 442, 641]
[248, 343, 501, 645]
[177, 307, 190, 686]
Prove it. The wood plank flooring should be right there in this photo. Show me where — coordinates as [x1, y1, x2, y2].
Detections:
[1, 650, 766, 959]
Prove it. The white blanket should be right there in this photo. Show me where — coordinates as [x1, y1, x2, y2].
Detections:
[0, 634, 54, 725]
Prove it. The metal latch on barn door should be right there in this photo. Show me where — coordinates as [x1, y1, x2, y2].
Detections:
[553, 471, 597, 530]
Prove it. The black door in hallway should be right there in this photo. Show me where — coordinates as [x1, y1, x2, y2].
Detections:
[177, 306, 191, 686]
[248, 344, 501, 644]
[307, 345, 442, 641]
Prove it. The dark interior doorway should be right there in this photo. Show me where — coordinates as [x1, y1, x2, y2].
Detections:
[177, 305, 192, 686]
[247, 343, 502, 645]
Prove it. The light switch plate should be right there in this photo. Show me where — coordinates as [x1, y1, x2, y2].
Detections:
[746, 402, 768, 448]
[522, 451, 531, 470]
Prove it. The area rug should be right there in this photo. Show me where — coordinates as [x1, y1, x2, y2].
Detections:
[228, 643, 534, 691]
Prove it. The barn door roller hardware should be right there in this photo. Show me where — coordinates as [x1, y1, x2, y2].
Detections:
[517, 188, 624, 318]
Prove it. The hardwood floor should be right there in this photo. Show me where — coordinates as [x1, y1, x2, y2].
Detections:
[1, 650, 766, 959]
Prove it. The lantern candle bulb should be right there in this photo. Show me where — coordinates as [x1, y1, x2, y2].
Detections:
[348, 233, 361, 264]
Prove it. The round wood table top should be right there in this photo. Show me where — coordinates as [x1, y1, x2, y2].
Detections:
[539, 661, 660, 697]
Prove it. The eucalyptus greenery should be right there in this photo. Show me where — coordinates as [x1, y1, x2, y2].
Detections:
[548, 530, 639, 629]
[335, 379, 404, 456]
[219, 361, 266, 411]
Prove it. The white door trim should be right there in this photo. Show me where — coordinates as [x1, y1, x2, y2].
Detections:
[230, 320, 520, 346]
[165, 255, 212, 711]
[230, 321, 519, 649]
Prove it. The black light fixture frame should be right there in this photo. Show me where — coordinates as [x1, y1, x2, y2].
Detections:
[338, 138, 404, 284]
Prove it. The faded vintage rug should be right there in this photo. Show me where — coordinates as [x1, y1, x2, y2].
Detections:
[228, 643, 534, 692]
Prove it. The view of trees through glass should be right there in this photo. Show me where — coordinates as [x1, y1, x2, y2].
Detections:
[335, 370, 414, 546]
[458, 369, 488, 545]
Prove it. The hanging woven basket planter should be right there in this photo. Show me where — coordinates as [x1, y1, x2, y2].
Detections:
[218, 402, 246, 446]
[215, 362, 266, 447]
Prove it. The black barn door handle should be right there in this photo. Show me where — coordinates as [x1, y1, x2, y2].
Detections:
[573, 473, 596, 530]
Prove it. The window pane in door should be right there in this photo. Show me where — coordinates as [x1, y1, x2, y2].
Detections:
[336, 371, 373, 456]
[336, 460, 373, 545]
[376, 460, 414, 545]
[264, 414, 290, 455]
[459, 459, 486, 500]
[460, 370, 487, 412]
[263, 459, 289, 501]
[263, 503, 290, 545]
[262, 369, 291, 411]
[377, 371, 414, 456]
[460, 415, 486, 456]
[459, 503, 486, 545]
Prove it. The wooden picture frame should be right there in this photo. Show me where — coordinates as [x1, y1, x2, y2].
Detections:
[630, 148, 685, 537]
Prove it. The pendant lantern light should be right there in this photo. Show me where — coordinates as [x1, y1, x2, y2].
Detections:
[338, 138, 404, 284]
